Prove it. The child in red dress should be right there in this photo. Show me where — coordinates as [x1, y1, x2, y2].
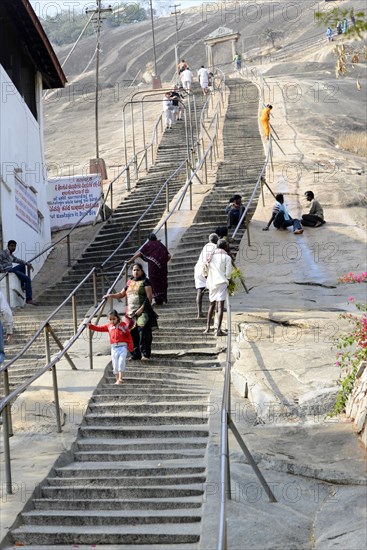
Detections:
[88, 309, 133, 385]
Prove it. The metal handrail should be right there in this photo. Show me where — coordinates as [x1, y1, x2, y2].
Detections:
[0, 73, 227, 495]
[217, 68, 278, 550]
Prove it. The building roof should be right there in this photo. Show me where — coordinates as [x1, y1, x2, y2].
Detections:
[2, 0, 66, 89]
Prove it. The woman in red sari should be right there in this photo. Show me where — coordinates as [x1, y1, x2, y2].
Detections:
[129, 234, 171, 305]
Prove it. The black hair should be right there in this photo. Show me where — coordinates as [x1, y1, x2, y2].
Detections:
[148, 233, 157, 241]
[275, 193, 284, 203]
[7, 240, 17, 247]
[108, 309, 121, 320]
[305, 191, 314, 199]
[217, 239, 228, 250]
[132, 263, 146, 278]
[215, 226, 228, 238]
[209, 233, 219, 243]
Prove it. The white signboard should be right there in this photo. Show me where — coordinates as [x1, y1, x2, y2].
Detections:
[15, 176, 39, 233]
[48, 175, 101, 230]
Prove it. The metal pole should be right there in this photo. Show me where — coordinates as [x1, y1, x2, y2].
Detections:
[93, 271, 98, 306]
[44, 325, 51, 364]
[246, 217, 251, 246]
[72, 295, 78, 335]
[67, 234, 71, 267]
[2, 404, 12, 494]
[229, 418, 277, 502]
[149, 0, 158, 77]
[5, 274, 10, 304]
[141, 101, 148, 172]
[166, 181, 170, 212]
[164, 222, 168, 247]
[137, 223, 141, 246]
[89, 327, 94, 370]
[3, 369, 13, 436]
[95, 8, 100, 160]
[131, 104, 137, 176]
[51, 365, 62, 433]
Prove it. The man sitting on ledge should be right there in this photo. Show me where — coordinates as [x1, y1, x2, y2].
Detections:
[0, 240, 36, 305]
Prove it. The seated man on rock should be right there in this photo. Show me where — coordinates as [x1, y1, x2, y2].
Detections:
[263, 194, 303, 234]
[0, 240, 36, 305]
[301, 191, 325, 227]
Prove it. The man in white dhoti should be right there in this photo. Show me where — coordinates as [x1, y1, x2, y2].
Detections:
[197, 65, 209, 95]
[194, 233, 219, 318]
[180, 67, 193, 93]
[203, 239, 232, 336]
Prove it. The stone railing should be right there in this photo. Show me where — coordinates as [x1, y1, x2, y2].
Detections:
[346, 361, 367, 448]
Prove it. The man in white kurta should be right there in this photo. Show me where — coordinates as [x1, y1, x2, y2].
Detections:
[204, 239, 232, 336]
[197, 65, 209, 94]
[194, 233, 219, 318]
[180, 68, 193, 92]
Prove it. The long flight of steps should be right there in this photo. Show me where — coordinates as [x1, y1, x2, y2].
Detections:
[2, 89, 207, 393]
[2, 78, 264, 549]
[8, 364, 211, 548]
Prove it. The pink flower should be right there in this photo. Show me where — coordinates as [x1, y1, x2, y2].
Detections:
[348, 296, 355, 302]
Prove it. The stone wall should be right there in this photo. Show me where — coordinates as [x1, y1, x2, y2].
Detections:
[346, 361, 367, 449]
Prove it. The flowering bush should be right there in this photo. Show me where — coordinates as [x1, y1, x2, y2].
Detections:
[332, 272, 367, 415]
[338, 271, 367, 284]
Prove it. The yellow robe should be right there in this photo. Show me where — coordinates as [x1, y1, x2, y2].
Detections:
[260, 107, 271, 138]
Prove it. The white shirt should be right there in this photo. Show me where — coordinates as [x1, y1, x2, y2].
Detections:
[197, 67, 209, 83]
[180, 69, 193, 82]
[162, 97, 172, 111]
[0, 292, 13, 334]
[206, 249, 232, 290]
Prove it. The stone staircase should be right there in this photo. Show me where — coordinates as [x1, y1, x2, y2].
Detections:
[2, 89, 208, 393]
[2, 78, 264, 549]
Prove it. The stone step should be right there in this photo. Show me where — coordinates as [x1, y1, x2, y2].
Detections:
[33, 496, 202, 511]
[5, 543, 198, 550]
[41, 484, 204, 500]
[10, 523, 201, 546]
[45, 473, 206, 488]
[21, 508, 202, 526]
[75, 440, 207, 452]
[55, 463, 206, 477]
[83, 412, 208, 426]
[79, 425, 209, 439]
[88, 403, 209, 414]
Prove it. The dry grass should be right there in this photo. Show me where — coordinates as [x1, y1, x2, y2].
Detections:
[337, 132, 367, 157]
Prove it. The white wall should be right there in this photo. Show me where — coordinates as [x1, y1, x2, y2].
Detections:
[0, 65, 51, 277]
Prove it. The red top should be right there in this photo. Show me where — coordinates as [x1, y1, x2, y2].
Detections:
[89, 322, 134, 352]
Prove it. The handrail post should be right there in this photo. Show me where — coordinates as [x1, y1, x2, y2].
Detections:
[137, 223, 141, 246]
[5, 274, 11, 304]
[3, 368, 13, 436]
[246, 216, 251, 246]
[189, 181, 193, 210]
[51, 365, 62, 433]
[202, 139, 208, 184]
[89, 327, 94, 370]
[72, 295, 78, 335]
[67, 234, 71, 267]
[2, 402, 12, 494]
[166, 181, 170, 212]
[126, 166, 131, 191]
[93, 271, 98, 306]
[44, 325, 51, 364]
[110, 182, 113, 211]
[261, 177, 265, 206]
[164, 222, 168, 247]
